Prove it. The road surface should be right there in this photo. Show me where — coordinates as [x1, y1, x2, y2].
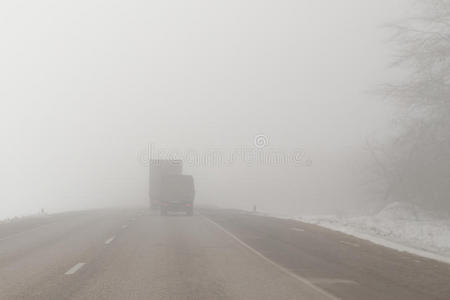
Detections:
[0, 208, 448, 300]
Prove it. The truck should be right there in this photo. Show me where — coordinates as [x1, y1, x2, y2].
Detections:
[149, 160, 183, 209]
[160, 174, 195, 216]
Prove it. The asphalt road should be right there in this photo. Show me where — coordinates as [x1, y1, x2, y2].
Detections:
[0, 208, 449, 300]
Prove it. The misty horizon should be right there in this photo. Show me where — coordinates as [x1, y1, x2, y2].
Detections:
[2, 0, 406, 217]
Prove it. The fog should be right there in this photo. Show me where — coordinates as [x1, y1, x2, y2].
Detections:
[1, 0, 408, 219]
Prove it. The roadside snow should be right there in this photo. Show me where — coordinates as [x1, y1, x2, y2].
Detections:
[0, 212, 49, 224]
[291, 202, 450, 264]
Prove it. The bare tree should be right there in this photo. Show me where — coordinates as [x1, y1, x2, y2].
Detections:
[376, 0, 450, 210]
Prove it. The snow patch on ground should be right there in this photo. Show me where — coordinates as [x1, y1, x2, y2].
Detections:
[0, 212, 50, 224]
[285, 202, 450, 264]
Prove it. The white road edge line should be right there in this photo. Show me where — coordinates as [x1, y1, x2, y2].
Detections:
[291, 228, 305, 232]
[121, 225, 128, 229]
[309, 278, 359, 285]
[65, 263, 86, 275]
[105, 236, 116, 245]
[203, 216, 340, 300]
[340, 241, 360, 248]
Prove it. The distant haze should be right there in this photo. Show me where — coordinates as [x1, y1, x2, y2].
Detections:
[1, 0, 407, 219]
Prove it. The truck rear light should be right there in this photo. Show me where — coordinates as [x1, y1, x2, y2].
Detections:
[185, 203, 191, 207]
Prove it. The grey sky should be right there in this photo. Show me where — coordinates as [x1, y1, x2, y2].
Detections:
[1, 0, 407, 217]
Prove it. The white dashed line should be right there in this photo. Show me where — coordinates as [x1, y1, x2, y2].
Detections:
[340, 241, 360, 248]
[105, 236, 116, 245]
[291, 228, 305, 232]
[65, 263, 86, 275]
[121, 225, 128, 229]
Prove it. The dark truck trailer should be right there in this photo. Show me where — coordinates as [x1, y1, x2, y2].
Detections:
[149, 160, 183, 209]
[160, 175, 195, 216]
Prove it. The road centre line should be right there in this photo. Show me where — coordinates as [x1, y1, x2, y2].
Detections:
[105, 236, 116, 245]
[65, 263, 86, 275]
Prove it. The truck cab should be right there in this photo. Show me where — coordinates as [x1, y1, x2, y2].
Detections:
[160, 175, 195, 216]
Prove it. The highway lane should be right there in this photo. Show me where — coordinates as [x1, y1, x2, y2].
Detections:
[204, 209, 450, 300]
[0, 209, 332, 300]
[0, 208, 449, 299]
[0, 209, 137, 299]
